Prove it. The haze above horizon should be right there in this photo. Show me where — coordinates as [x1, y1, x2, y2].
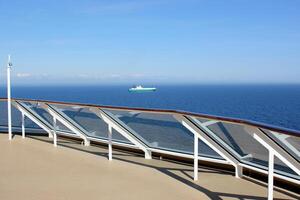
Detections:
[0, 0, 300, 85]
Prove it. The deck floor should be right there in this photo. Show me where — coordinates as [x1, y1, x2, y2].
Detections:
[0, 134, 298, 200]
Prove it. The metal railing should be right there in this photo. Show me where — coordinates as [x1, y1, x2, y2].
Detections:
[0, 97, 299, 200]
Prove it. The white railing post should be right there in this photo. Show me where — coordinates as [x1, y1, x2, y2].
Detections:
[53, 117, 57, 147]
[42, 104, 90, 146]
[235, 164, 243, 178]
[187, 116, 243, 178]
[249, 127, 300, 176]
[108, 124, 113, 160]
[12, 101, 54, 138]
[174, 115, 240, 176]
[250, 128, 300, 200]
[21, 112, 25, 138]
[7, 55, 12, 140]
[194, 134, 199, 181]
[268, 150, 274, 200]
[90, 108, 152, 159]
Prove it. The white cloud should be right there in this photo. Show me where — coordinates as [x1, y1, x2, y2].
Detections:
[130, 73, 145, 78]
[41, 73, 49, 77]
[77, 74, 89, 78]
[16, 73, 31, 78]
[110, 74, 122, 78]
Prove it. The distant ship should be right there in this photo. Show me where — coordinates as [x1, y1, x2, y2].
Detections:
[129, 85, 156, 92]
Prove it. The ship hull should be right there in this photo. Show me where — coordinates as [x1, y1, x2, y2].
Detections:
[128, 88, 156, 92]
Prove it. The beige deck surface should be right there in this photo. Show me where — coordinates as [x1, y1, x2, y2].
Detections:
[0, 134, 298, 200]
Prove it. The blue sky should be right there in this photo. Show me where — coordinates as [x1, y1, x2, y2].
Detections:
[0, 0, 300, 85]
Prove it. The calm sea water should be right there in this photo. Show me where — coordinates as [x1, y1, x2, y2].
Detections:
[1, 85, 300, 131]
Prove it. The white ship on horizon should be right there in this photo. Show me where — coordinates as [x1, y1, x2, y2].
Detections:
[128, 85, 156, 92]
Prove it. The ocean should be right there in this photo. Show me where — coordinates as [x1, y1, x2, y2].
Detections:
[0, 84, 300, 131]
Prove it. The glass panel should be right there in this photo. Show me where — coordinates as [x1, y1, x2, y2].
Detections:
[0, 100, 23, 128]
[196, 118, 299, 179]
[196, 118, 267, 161]
[0, 126, 47, 135]
[49, 104, 132, 144]
[0, 100, 42, 130]
[195, 118, 211, 123]
[274, 157, 299, 179]
[104, 109, 222, 159]
[263, 129, 300, 162]
[0, 100, 7, 127]
[21, 101, 73, 133]
[0, 100, 48, 135]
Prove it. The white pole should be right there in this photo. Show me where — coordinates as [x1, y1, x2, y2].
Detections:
[268, 150, 274, 200]
[53, 117, 57, 147]
[108, 124, 112, 160]
[194, 134, 199, 181]
[7, 55, 12, 140]
[21, 112, 25, 138]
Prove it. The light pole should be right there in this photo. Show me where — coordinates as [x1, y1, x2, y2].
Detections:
[7, 55, 12, 140]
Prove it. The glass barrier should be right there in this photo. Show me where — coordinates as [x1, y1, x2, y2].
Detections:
[1, 99, 299, 182]
[21, 101, 73, 133]
[274, 157, 299, 179]
[263, 129, 300, 162]
[1, 100, 21, 128]
[0, 100, 46, 131]
[191, 117, 299, 179]
[103, 109, 223, 159]
[49, 104, 132, 144]
[0, 100, 10, 128]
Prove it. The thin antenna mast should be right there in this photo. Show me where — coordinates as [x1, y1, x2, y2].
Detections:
[7, 55, 12, 140]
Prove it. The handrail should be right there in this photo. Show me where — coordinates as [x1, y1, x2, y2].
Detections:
[1, 96, 300, 195]
[0, 97, 299, 137]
